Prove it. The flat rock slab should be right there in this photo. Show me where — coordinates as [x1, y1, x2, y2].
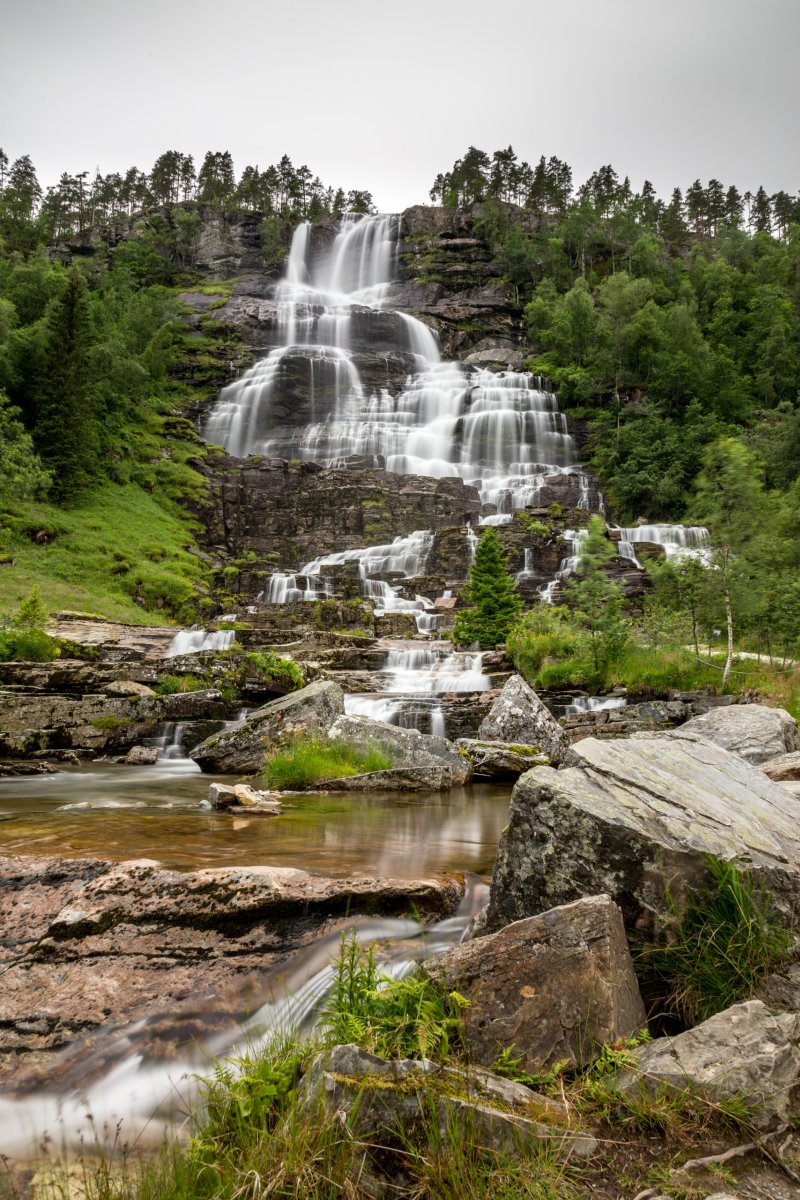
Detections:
[328, 714, 472, 786]
[425, 896, 646, 1071]
[477, 675, 569, 765]
[457, 738, 550, 778]
[669, 703, 799, 765]
[0, 854, 463, 1088]
[300, 1044, 596, 1163]
[618, 999, 800, 1129]
[191, 679, 344, 774]
[485, 734, 800, 938]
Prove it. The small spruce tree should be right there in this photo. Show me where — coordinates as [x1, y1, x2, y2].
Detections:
[564, 516, 630, 674]
[453, 526, 523, 650]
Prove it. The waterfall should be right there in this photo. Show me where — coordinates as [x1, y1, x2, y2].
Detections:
[202, 213, 595, 510]
[165, 629, 235, 658]
[611, 524, 710, 567]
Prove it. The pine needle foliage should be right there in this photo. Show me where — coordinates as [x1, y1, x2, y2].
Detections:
[453, 526, 523, 650]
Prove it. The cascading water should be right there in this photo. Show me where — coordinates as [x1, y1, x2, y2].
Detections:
[202, 213, 594, 511]
[165, 628, 236, 657]
[612, 524, 710, 567]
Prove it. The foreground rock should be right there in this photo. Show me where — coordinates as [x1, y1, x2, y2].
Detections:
[0, 854, 463, 1088]
[618, 999, 800, 1129]
[327, 714, 473, 786]
[760, 751, 800, 782]
[208, 782, 282, 814]
[300, 1044, 596, 1163]
[485, 734, 800, 937]
[670, 703, 799, 765]
[456, 738, 550, 779]
[477, 675, 569, 764]
[191, 680, 344, 773]
[425, 896, 646, 1071]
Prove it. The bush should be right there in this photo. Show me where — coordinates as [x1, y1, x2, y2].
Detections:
[0, 587, 61, 662]
[246, 650, 304, 691]
[638, 857, 792, 1026]
[262, 735, 394, 789]
[154, 673, 210, 694]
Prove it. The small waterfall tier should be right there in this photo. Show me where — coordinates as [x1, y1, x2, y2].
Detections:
[202, 213, 595, 512]
[165, 628, 235, 658]
[611, 524, 710, 566]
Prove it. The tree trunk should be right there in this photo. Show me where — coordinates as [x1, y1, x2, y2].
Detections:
[722, 573, 734, 688]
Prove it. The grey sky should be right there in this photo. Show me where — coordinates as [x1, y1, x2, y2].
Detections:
[2, 0, 798, 213]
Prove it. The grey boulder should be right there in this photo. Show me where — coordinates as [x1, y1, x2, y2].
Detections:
[327, 714, 472, 786]
[760, 751, 800, 782]
[424, 895, 646, 1071]
[456, 738, 550, 778]
[669, 703, 799, 765]
[191, 680, 344, 774]
[477, 675, 569, 764]
[618, 999, 800, 1129]
[485, 733, 800, 938]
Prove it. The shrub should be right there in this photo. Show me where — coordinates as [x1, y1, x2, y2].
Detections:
[638, 857, 792, 1026]
[261, 735, 394, 789]
[246, 650, 304, 691]
[155, 673, 210, 694]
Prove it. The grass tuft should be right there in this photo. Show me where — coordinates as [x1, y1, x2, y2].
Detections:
[262, 736, 394, 789]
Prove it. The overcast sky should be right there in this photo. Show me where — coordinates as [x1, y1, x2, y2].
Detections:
[2, 0, 797, 212]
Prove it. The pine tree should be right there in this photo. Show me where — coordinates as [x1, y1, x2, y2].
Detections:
[564, 517, 629, 674]
[32, 270, 97, 500]
[453, 527, 523, 650]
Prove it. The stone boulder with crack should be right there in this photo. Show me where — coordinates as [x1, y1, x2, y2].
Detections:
[327, 714, 472, 786]
[456, 738, 551, 779]
[484, 734, 800, 938]
[477, 675, 569, 765]
[424, 895, 646, 1071]
[617, 999, 800, 1129]
[298, 1043, 596, 1163]
[191, 679, 345, 774]
[667, 703, 799, 765]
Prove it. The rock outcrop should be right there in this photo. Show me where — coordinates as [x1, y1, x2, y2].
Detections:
[327, 714, 472, 786]
[0, 854, 463, 1085]
[477, 675, 569, 765]
[425, 896, 646, 1071]
[670, 703, 799, 765]
[618, 999, 800, 1129]
[485, 734, 800, 937]
[191, 679, 344, 773]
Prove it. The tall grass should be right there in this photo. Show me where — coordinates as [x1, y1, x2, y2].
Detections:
[262, 736, 394, 789]
[638, 856, 793, 1026]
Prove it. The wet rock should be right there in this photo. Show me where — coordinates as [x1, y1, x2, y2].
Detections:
[0, 854, 464, 1086]
[0, 760, 58, 777]
[191, 679, 345, 774]
[477, 675, 569, 765]
[485, 734, 800, 939]
[425, 896, 646, 1071]
[308, 766, 451, 792]
[456, 738, 550, 779]
[374, 613, 419, 638]
[327, 714, 472, 786]
[669, 704, 799, 765]
[760, 751, 800, 782]
[208, 782, 237, 809]
[299, 1043, 596, 1162]
[618, 999, 800, 1129]
[123, 745, 158, 765]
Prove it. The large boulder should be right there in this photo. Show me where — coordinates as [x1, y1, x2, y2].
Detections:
[618, 999, 800, 1129]
[669, 703, 799, 765]
[477, 675, 569, 765]
[424, 896, 646, 1071]
[299, 1043, 596, 1161]
[191, 679, 344, 773]
[327, 714, 472, 786]
[456, 738, 550, 779]
[484, 734, 800, 938]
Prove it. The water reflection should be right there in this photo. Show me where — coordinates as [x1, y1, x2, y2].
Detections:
[0, 761, 512, 877]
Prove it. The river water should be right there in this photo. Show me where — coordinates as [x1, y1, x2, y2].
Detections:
[0, 759, 511, 877]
